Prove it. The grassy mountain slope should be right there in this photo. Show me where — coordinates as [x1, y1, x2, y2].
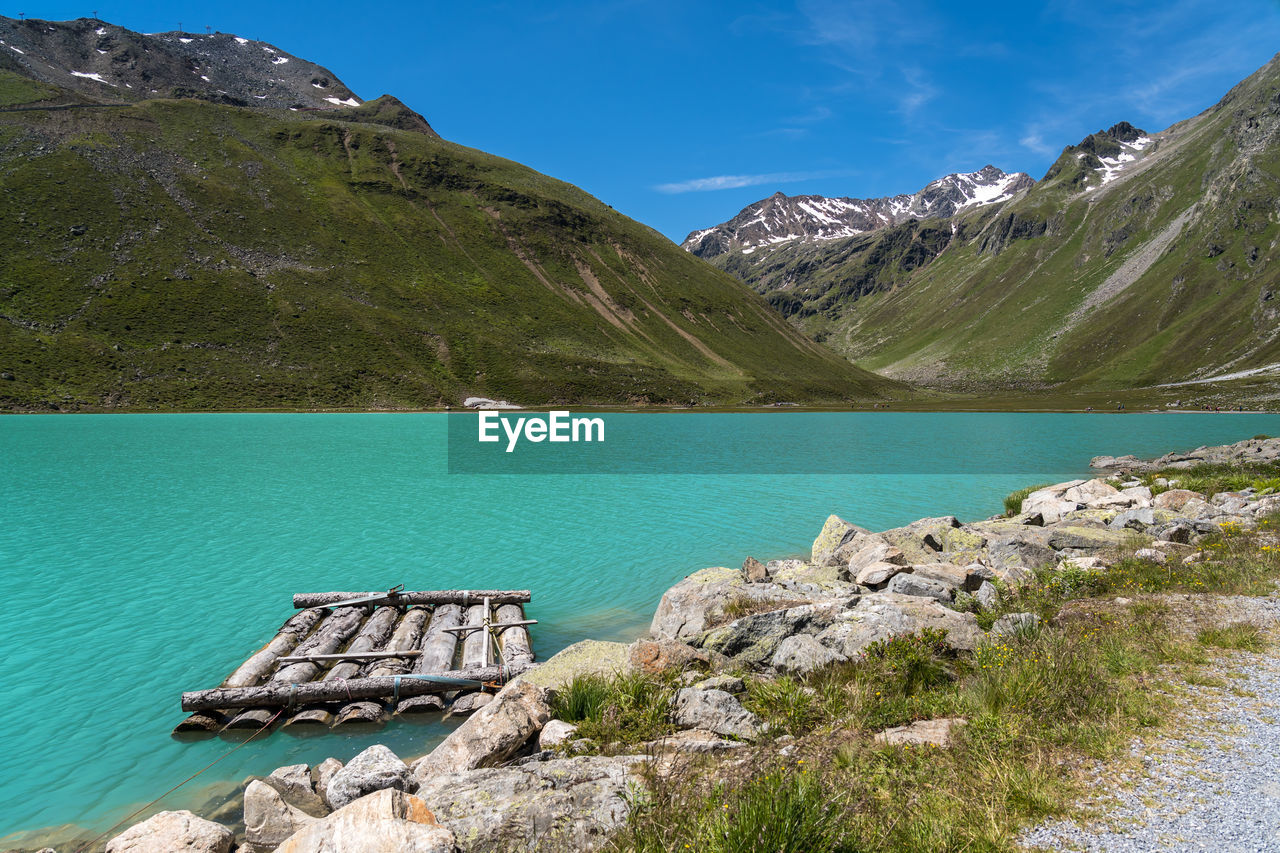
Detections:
[0, 73, 897, 410]
[710, 55, 1280, 395]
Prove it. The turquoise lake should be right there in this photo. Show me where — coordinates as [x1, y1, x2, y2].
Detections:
[2, 412, 1278, 843]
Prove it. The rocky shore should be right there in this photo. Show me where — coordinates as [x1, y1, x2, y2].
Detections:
[68, 437, 1280, 852]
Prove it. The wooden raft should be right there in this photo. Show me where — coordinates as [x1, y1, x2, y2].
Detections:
[174, 587, 536, 736]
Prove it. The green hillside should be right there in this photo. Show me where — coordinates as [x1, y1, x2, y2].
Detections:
[710, 54, 1280, 398]
[0, 70, 897, 410]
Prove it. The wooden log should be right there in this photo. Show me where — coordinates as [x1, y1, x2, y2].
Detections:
[460, 603, 490, 670]
[394, 603, 463, 715]
[283, 606, 402, 728]
[172, 608, 326, 736]
[223, 606, 366, 729]
[278, 650, 423, 664]
[182, 663, 535, 711]
[332, 607, 431, 727]
[293, 590, 530, 609]
[496, 604, 535, 666]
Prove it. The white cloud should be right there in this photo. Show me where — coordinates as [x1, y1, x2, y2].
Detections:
[654, 170, 850, 194]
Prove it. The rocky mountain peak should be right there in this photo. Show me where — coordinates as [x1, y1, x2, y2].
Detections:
[682, 166, 1034, 259]
[0, 15, 361, 110]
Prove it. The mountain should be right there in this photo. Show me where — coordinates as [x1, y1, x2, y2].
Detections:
[682, 166, 1033, 258]
[694, 54, 1280, 396]
[0, 16, 367, 111]
[0, 17, 898, 411]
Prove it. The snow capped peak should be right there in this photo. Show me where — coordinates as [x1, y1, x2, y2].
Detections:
[683, 167, 1034, 258]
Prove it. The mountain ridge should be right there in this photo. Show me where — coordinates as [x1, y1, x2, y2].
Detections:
[682, 165, 1033, 258]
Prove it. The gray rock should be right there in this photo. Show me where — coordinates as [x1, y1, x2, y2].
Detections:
[742, 556, 770, 583]
[1134, 548, 1168, 563]
[265, 763, 329, 817]
[105, 811, 233, 853]
[873, 717, 966, 747]
[770, 633, 847, 674]
[538, 719, 579, 750]
[275, 789, 455, 853]
[843, 540, 906, 577]
[416, 755, 646, 853]
[412, 680, 552, 782]
[854, 560, 909, 587]
[974, 580, 998, 610]
[887, 572, 953, 603]
[446, 692, 494, 718]
[815, 592, 982, 657]
[692, 601, 845, 667]
[672, 688, 765, 739]
[1063, 478, 1121, 506]
[639, 729, 746, 754]
[327, 745, 415, 812]
[992, 612, 1041, 636]
[649, 566, 794, 639]
[315, 758, 343, 811]
[879, 516, 962, 561]
[910, 561, 979, 591]
[693, 674, 746, 693]
[243, 780, 316, 851]
[812, 514, 871, 566]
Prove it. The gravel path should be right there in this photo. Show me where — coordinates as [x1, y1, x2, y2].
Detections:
[1022, 635, 1280, 851]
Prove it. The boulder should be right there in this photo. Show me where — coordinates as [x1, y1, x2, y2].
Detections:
[265, 763, 329, 818]
[639, 729, 746, 754]
[276, 789, 454, 853]
[327, 745, 415, 812]
[628, 638, 709, 675]
[854, 560, 909, 588]
[1252, 495, 1280, 517]
[1119, 486, 1153, 506]
[1062, 479, 1120, 506]
[873, 717, 966, 747]
[909, 561, 981, 592]
[843, 540, 906, 578]
[315, 758, 344, 811]
[741, 556, 770, 583]
[650, 566, 799, 639]
[412, 680, 552, 782]
[243, 780, 316, 851]
[692, 601, 846, 667]
[974, 580, 998, 610]
[447, 692, 494, 718]
[1090, 454, 1143, 470]
[992, 612, 1040, 636]
[815, 593, 982, 657]
[1048, 525, 1142, 551]
[1134, 548, 1168, 563]
[1022, 481, 1086, 523]
[879, 516, 962, 562]
[416, 755, 645, 852]
[770, 633, 847, 674]
[538, 719, 579, 750]
[105, 811, 233, 853]
[693, 674, 745, 693]
[520, 639, 630, 691]
[812, 514, 870, 566]
[1153, 489, 1203, 511]
[672, 688, 765, 739]
[886, 572, 952, 603]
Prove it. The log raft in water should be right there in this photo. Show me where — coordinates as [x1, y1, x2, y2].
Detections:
[395, 603, 463, 715]
[333, 607, 431, 727]
[173, 607, 327, 735]
[496, 604, 535, 666]
[182, 663, 535, 712]
[283, 606, 402, 729]
[224, 606, 366, 729]
[293, 590, 530, 609]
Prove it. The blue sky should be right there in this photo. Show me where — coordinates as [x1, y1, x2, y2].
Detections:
[19, 1, 1280, 241]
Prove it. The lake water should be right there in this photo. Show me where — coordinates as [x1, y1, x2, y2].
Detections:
[2, 412, 1276, 844]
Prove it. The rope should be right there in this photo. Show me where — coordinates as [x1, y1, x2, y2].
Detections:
[74, 707, 284, 853]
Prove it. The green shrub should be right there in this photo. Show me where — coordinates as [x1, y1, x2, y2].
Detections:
[1197, 622, 1266, 651]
